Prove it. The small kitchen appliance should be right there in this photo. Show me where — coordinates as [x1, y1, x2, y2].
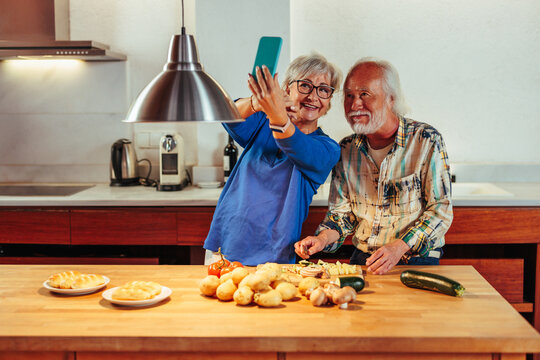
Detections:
[158, 133, 187, 191]
[110, 139, 139, 186]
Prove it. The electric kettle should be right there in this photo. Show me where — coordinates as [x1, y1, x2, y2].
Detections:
[110, 139, 139, 186]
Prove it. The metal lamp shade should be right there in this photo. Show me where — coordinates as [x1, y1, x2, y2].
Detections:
[125, 34, 243, 123]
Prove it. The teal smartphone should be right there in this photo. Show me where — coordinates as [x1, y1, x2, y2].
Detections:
[251, 36, 282, 81]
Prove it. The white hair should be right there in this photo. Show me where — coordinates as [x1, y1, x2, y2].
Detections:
[282, 52, 342, 91]
[346, 57, 410, 116]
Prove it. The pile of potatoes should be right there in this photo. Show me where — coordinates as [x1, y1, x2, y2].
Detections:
[199, 263, 298, 307]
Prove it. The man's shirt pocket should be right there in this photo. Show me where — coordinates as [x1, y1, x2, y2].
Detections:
[384, 174, 422, 216]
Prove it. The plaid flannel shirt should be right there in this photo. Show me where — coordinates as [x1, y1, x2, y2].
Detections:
[317, 117, 453, 257]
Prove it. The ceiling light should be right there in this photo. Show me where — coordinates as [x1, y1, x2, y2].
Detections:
[124, 0, 242, 123]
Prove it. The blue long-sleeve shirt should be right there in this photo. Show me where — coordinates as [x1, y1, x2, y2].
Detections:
[203, 111, 340, 265]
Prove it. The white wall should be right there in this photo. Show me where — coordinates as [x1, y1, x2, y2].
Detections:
[290, 0, 540, 167]
[1, 0, 539, 184]
[0, 0, 197, 183]
[71, 0, 199, 179]
[195, 0, 290, 167]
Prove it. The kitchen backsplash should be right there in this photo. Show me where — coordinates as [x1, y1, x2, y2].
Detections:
[1, 1, 539, 185]
[1, 162, 539, 184]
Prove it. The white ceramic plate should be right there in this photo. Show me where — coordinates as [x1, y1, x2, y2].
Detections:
[43, 276, 110, 295]
[197, 182, 222, 189]
[102, 286, 172, 307]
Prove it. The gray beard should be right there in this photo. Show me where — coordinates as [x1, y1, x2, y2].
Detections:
[350, 107, 387, 135]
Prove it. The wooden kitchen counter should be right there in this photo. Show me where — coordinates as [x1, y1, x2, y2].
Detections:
[1, 265, 539, 360]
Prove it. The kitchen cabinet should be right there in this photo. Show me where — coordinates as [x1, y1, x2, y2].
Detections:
[70, 209, 177, 245]
[1, 205, 539, 333]
[176, 208, 214, 245]
[1, 265, 539, 359]
[0, 208, 70, 244]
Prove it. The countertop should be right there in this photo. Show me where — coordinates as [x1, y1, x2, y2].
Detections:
[1, 264, 539, 357]
[0, 182, 539, 207]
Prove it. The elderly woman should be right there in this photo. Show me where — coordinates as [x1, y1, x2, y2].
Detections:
[203, 53, 342, 266]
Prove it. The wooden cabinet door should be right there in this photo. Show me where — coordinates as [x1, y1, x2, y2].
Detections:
[446, 207, 540, 244]
[176, 207, 214, 245]
[0, 351, 74, 360]
[0, 209, 70, 244]
[71, 209, 177, 245]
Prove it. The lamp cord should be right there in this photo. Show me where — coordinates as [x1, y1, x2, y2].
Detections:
[181, 0, 185, 34]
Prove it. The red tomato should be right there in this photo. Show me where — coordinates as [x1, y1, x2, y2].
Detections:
[208, 259, 230, 278]
[219, 266, 234, 277]
[229, 261, 244, 269]
[219, 261, 244, 277]
[207, 247, 231, 278]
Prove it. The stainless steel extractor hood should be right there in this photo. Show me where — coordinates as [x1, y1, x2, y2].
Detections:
[0, 0, 126, 61]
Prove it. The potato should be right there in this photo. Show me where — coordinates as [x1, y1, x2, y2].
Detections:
[216, 279, 237, 301]
[231, 267, 250, 285]
[239, 274, 256, 288]
[248, 272, 272, 291]
[254, 288, 282, 307]
[271, 278, 286, 289]
[199, 275, 220, 297]
[219, 271, 234, 284]
[257, 263, 282, 281]
[233, 286, 254, 305]
[275, 282, 297, 301]
[298, 277, 320, 296]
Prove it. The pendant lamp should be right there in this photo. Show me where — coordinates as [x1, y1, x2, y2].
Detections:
[124, 1, 242, 123]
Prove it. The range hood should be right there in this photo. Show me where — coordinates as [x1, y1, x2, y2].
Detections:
[0, 0, 126, 61]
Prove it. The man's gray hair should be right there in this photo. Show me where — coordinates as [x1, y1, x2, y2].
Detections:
[282, 53, 342, 92]
[347, 57, 409, 116]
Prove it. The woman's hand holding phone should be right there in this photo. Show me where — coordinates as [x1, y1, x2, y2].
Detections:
[248, 66, 289, 123]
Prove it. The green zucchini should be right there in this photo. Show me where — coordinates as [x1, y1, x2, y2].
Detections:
[337, 276, 365, 292]
[400, 270, 465, 297]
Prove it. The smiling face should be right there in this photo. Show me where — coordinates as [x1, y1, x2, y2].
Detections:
[344, 63, 394, 134]
[287, 72, 332, 123]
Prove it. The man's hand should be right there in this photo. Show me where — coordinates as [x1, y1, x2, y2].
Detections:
[366, 239, 410, 275]
[294, 229, 340, 259]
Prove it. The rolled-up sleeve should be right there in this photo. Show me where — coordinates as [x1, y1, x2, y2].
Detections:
[316, 155, 359, 253]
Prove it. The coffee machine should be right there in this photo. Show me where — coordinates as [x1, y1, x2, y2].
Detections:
[157, 133, 187, 191]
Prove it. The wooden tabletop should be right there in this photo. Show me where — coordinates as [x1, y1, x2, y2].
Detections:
[1, 264, 539, 355]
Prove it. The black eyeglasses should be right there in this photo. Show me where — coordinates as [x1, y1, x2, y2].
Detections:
[289, 80, 335, 99]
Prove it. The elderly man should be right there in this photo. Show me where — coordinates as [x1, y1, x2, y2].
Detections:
[294, 58, 453, 275]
